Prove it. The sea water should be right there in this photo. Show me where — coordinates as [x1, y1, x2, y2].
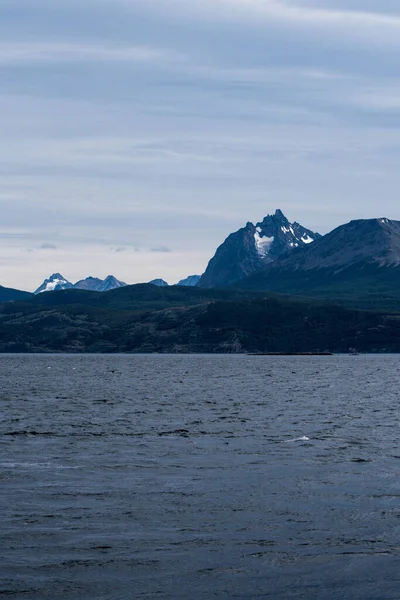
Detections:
[1, 354, 400, 599]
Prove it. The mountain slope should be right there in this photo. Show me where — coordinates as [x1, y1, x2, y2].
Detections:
[237, 217, 400, 310]
[95, 275, 126, 292]
[177, 275, 201, 287]
[198, 209, 320, 288]
[0, 285, 32, 302]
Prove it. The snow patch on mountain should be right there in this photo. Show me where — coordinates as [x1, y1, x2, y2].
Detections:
[254, 232, 274, 257]
[301, 234, 314, 244]
[43, 278, 65, 292]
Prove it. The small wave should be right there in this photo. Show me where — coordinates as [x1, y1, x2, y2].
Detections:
[158, 429, 190, 437]
[284, 436, 310, 443]
[2, 431, 54, 437]
[0, 462, 83, 470]
[0, 462, 53, 469]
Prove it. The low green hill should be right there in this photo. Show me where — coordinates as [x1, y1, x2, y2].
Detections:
[1, 290, 400, 353]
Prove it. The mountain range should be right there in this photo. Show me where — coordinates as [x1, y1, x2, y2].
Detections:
[7, 211, 400, 311]
[2, 210, 400, 353]
[148, 276, 202, 287]
[34, 273, 127, 294]
[29, 209, 323, 295]
[33, 273, 202, 295]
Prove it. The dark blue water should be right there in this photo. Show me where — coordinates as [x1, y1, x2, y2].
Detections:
[1, 354, 400, 599]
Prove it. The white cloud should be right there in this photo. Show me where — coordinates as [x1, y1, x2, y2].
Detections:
[288, 1, 400, 16]
[116, 0, 400, 26]
[114, 0, 400, 51]
[223, 0, 400, 26]
[0, 41, 181, 66]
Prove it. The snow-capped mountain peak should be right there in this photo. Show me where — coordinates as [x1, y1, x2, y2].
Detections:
[34, 273, 73, 294]
[253, 210, 319, 259]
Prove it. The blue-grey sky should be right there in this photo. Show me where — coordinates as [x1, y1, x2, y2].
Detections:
[2, 0, 400, 290]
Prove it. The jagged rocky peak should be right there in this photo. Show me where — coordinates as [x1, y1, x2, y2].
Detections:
[237, 215, 400, 294]
[149, 279, 169, 287]
[254, 209, 319, 260]
[34, 273, 73, 294]
[198, 209, 320, 288]
[177, 275, 201, 287]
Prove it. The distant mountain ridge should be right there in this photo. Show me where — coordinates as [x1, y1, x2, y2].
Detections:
[198, 209, 320, 288]
[75, 275, 127, 292]
[72, 276, 103, 291]
[33, 273, 201, 294]
[34, 273, 127, 294]
[149, 279, 169, 287]
[149, 276, 202, 287]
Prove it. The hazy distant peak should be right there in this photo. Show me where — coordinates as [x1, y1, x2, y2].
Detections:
[34, 273, 73, 294]
[36, 274, 127, 293]
[149, 279, 169, 287]
[177, 275, 201, 287]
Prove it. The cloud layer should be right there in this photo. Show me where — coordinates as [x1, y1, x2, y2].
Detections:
[1, 0, 400, 289]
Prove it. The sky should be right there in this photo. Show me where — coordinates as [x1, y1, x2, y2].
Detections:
[2, 0, 400, 290]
